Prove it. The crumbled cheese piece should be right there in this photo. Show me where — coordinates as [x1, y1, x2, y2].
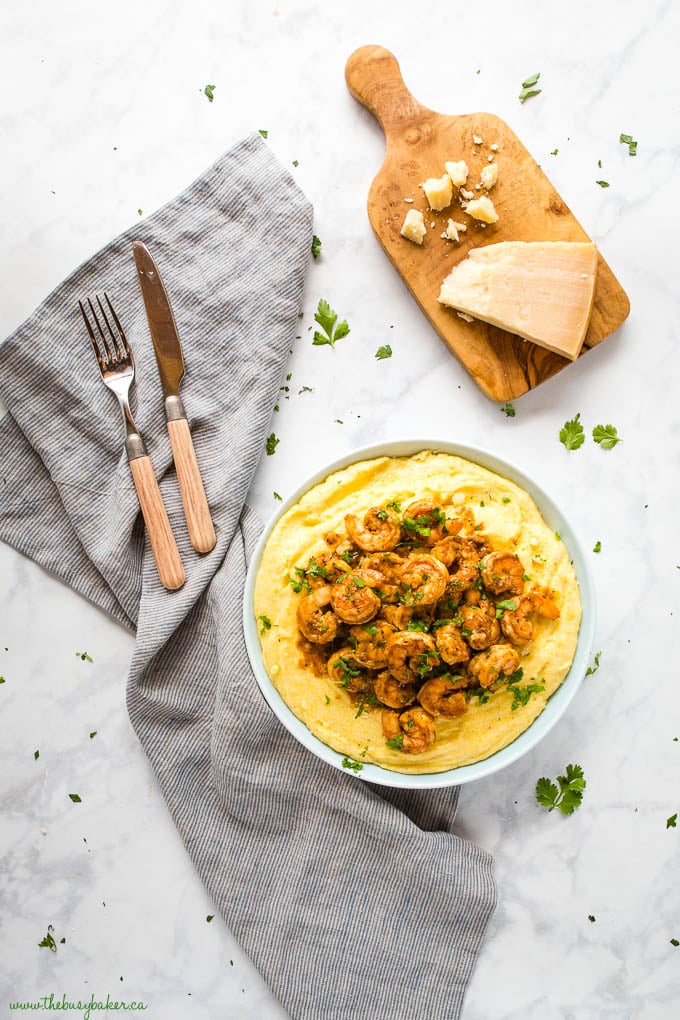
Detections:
[443, 219, 460, 242]
[457, 312, 475, 322]
[444, 160, 469, 188]
[404, 197, 414, 203]
[465, 195, 499, 223]
[421, 174, 453, 211]
[400, 208, 427, 244]
[487, 154, 494, 162]
[480, 163, 498, 190]
[490, 143, 498, 152]
[473, 134, 483, 145]
[460, 188, 475, 201]
[438, 241, 599, 360]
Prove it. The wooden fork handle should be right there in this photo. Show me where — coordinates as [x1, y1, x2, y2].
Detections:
[128, 454, 186, 590]
[167, 416, 216, 554]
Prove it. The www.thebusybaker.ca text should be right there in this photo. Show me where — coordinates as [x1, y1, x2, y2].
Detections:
[9, 992, 148, 1019]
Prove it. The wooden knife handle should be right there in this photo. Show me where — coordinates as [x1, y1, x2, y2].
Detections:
[129, 454, 186, 590]
[167, 417, 216, 554]
[345, 45, 429, 134]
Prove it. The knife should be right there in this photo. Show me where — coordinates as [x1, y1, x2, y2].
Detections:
[133, 240, 217, 554]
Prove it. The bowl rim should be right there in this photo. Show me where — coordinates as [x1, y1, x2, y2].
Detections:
[242, 438, 596, 789]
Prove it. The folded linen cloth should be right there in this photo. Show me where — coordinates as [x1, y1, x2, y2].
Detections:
[0, 134, 496, 1020]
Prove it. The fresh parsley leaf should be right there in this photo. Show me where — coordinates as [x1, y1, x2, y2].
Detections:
[495, 598, 517, 618]
[0, 676, 6, 684]
[586, 650, 602, 677]
[206, 914, 215, 922]
[620, 133, 637, 155]
[500, 401, 516, 418]
[559, 412, 585, 451]
[203, 85, 216, 102]
[509, 681, 545, 711]
[76, 651, 93, 662]
[593, 540, 602, 553]
[671, 938, 680, 947]
[312, 299, 350, 348]
[550, 148, 559, 156]
[519, 72, 541, 102]
[592, 424, 622, 449]
[341, 756, 364, 773]
[273, 491, 282, 501]
[596, 180, 610, 188]
[588, 914, 596, 923]
[385, 734, 404, 750]
[258, 128, 268, 138]
[68, 793, 82, 803]
[258, 614, 272, 635]
[38, 925, 58, 953]
[311, 235, 322, 259]
[375, 345, 392, 360]
[536, 763, 586, 814]
[34, 749, 39, 760]
[265, 432, 279, 456]
[667, 813, 677, 828]
[292, 159, 299, 167]
[89, 731, 97, 739]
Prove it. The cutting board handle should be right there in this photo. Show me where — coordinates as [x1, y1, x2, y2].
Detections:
[345, 45, 429, 135]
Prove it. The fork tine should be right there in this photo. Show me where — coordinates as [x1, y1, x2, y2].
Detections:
[103, 292, 132, 360]
[90, 296, 119, 364]
[79, 299, 106, 369]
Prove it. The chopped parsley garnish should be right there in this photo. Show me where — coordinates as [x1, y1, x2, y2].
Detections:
[519, 72, 541, 103]
[500, 401, 516, 417]
[593, 540, 602, 553]
[68, 793, 82, 803]
[311, 234, 322, 259]
[402, 516, 431, 537]
[560, 412, 585, 450]
[76, 651, 93, 662]
[273, 491, 283, 501]
[592, 423, 622, 449]
[619, 133, 637, 156]
[596, 180, 610, 188]
[312, 298, 350, 348]
[341, 756, 364, 773]
[38, 925, 58, 953]
[258, 614, 272, 635]
[206, 914, 215, 922]
[585, 651, 602, 676]
[495, 598, 517, 618]
[588, 914, 596, 923]
[375, 345, 393, 360]
[89, 731, 97, 739]
[386, 500, 401, 512]
[406, 619, 429, 632]
[508, 679, 545, 710]
[203, 85, 216, 103]
[258, 128, 268, 138]
[34, 749, 39, 760]
[667, 813, 677, 828]
[671, 939, 679, 947]
[385, 734, 404, 750]
[265, 432, 279, 456]
[550, 148, 559, 156]
[536, 764, 586, 814]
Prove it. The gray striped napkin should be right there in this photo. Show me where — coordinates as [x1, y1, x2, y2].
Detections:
[0, 134, 496, 1019]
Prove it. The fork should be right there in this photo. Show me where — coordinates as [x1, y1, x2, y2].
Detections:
[79, 294, 185, 591]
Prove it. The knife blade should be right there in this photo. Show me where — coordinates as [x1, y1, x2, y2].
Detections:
[133, 240, 216, 554]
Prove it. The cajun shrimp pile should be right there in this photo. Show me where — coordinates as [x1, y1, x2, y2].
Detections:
[293, 499, 560, 756]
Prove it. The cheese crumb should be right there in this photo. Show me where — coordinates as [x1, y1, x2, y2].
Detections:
[400, 208, 427, 244]
[473, 134, 483, 145]
[480, 163, 498, 190]
[421, 174, 453, 211]
[443, 219, 460, 242]
[457, 312, 475, 322]
[460, 188, 474, 201]
[404, 197, 414, 203]
[444, 160, 469, 188]
[490, 143, 499, 152]
[465, 195, 499, 223]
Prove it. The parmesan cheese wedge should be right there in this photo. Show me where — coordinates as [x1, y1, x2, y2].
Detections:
[438, 241, 599, 360]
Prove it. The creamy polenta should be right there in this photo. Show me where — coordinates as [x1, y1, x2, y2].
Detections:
[253, 451, 581, 774]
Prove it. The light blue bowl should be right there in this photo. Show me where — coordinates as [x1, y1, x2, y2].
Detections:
[243, 439, 596, 789]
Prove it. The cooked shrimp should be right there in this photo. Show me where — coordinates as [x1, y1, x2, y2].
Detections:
[330, 570, 382, 624]
[467, 644, 521, 689]
[382, 707, 436, 754]
[345, 506, 401, 552]
[480, 551, 525, 597]
[459, 599, 500, 651]
[386, 631, 438, 683]
[296, 586, 339, 644]
[398, 553, 449, 606]
[349, 620, 394, 669]
[402, 500, 450, 545]
[418, 676, 468, 718]
[374, 671, 417, 709]
[434, 622, 471, 666]
[327, 647, 368, 694]
[500, 592, 560, 646]
[378, 604, 413, 630]
[437, 536, 482, 590]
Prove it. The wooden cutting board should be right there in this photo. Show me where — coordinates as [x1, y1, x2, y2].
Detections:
[345, 45, 630, 402]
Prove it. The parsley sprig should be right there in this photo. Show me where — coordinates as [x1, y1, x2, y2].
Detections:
[559, 412, 585, 451]
[312, 299, 350, 348]
[519, 72, 541, 103]
[536, 764, 586, 814]
[592, 424, 622, 449]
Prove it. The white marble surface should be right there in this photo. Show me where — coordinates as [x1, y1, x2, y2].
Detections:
[1, 0, 679, 1017]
